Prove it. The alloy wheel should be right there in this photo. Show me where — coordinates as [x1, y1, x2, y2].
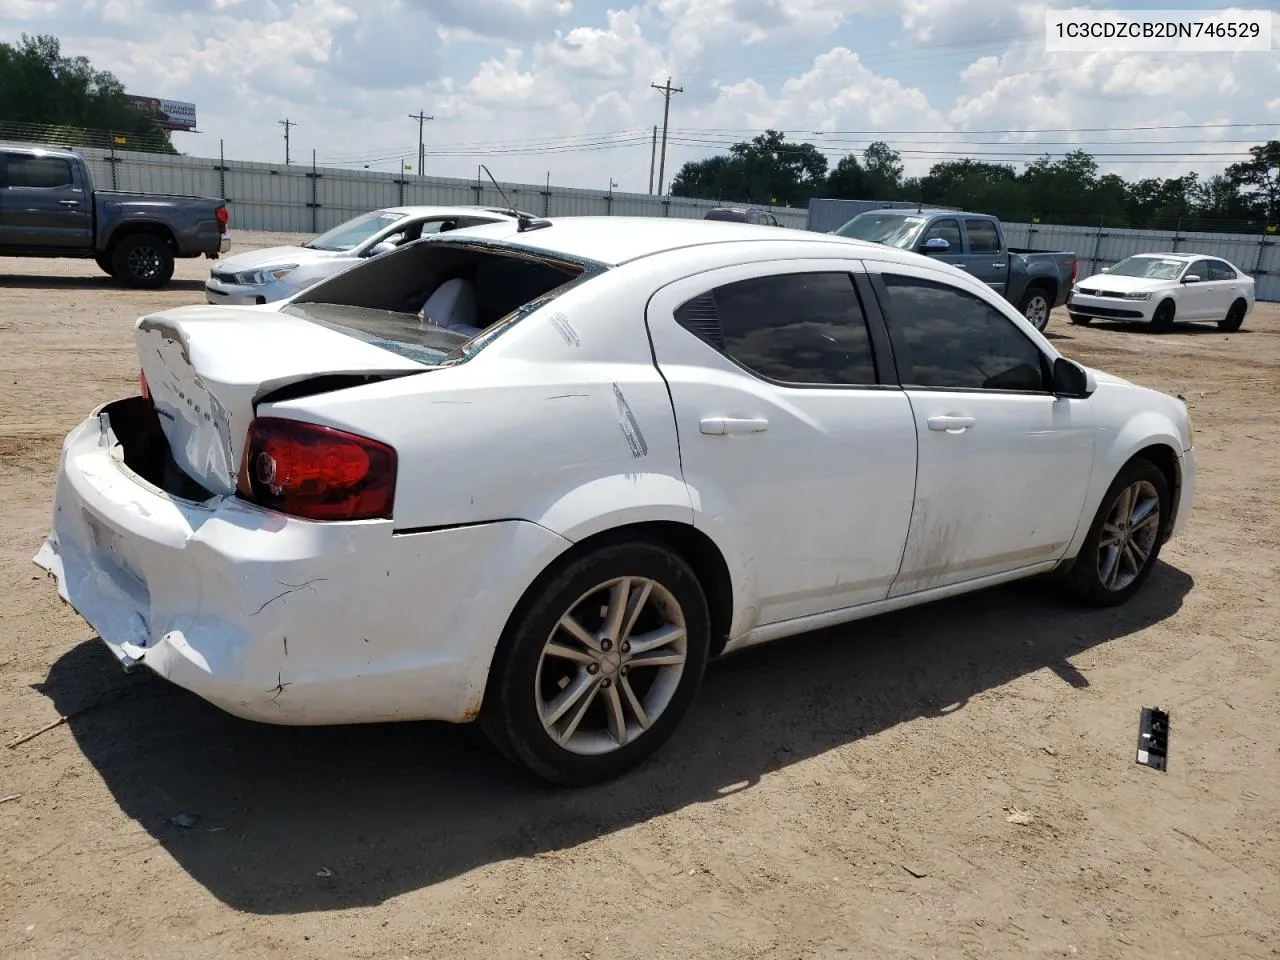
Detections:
[1097, 479, 1161, 591]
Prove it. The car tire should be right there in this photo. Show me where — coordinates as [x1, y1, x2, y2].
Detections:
[1151, 299, 1176, 333]
[1018, 287, 1052, 331]
[111, 233, 175, 289]
[1063, 458, 1170, 608]
[480, 538, 712, 786]
[94, 254, 116, 278]
[1218, 298, 1246, 332]
[1068, 312, 1092, 326]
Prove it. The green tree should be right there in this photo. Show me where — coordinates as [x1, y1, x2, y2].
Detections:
[0, 33, 176, 153]
[670, 130, 827, 205]
[824, 154, 867, 199]
[1225, 140, 1280, 221]
[861, 141, 904, 198]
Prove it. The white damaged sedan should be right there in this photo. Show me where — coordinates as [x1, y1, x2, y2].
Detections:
[36, 215, 1196, 785]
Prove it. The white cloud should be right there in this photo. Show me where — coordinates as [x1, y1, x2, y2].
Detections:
[0, 0, 1272, 191]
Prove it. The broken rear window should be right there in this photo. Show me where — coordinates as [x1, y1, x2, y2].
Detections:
[282, 238, 602, 366]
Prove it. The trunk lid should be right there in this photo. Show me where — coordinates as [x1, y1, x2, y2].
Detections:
[134, 305, 425, 496]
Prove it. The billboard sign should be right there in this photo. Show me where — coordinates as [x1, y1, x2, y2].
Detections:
[126, 95, 198, 131]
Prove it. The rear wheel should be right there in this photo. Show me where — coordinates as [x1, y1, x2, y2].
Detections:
[1063, 458, 1170, 607]
[1068, 312, 1092, 326]
[111, 233, 174, 289]
[1218, 298, 1246, 332]
[480, 539, 711, 785]
[1018, 287, 1052, 331]
[1152, 299, 1176, 333]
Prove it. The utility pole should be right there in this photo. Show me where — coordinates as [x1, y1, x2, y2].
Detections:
[408, 110, 433, 175]
[648, 125, 657, 194]
[650, 77, 682, 195]
[278, 118, 295, 165]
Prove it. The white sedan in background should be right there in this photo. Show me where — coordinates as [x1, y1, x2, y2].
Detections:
[204, 205, 534, 305]
[1068, 253, 1255, 332]
[37, 216, 1195, 785]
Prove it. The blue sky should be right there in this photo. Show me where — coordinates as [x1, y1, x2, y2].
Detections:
[2, 0, 1278, 192]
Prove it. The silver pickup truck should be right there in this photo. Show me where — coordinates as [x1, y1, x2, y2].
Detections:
[832, 209, 1077, 331]
[0, 146, 228, 289]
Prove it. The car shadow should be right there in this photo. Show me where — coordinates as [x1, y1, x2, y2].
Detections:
[0, 274, 206, 293]
[1089, 321, 1241, 336]
[36, 563, 1193, 915]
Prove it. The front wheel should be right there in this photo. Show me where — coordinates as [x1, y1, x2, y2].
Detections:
[1151, 299, 1176, 333]
[111, 233, 175, 289]
[1018, 288, 1051, 331]
[1063, 458, 1170, 607]
[480, 540, 712, 785]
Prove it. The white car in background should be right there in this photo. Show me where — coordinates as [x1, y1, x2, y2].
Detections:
[1068, 253, 1255, 332]
[37, 216, 1195, 785]
[204, 205, 534, 305]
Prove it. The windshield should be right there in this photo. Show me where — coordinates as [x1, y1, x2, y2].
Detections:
[304, 211, 403, 252]
[834, 213, 926, 249]
[1104, 256, 1187, 280]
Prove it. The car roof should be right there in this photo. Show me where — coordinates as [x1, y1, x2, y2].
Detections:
[377, 205, 523, 219]
[0, 145, 80, 160]
[1126, 252, 1196, 262]
[429, 215, 907, 267]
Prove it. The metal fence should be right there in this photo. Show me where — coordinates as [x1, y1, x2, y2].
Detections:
[4, 140, 1276, 300]
[1, 141, 810, 231]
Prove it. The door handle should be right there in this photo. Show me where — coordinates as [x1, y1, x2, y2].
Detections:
[700, 417, 769, 436]
[927, 415, 976, 433]
[954, 264, 969, 269]
[59, 200, 80, 206]
[993, 262, 1005, 268]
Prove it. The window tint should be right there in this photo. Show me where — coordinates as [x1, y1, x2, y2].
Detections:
[1185, 260, 1211, 281]
[880, 274, 1047, 392]
[5, 155, 73, 189]
[1207, 260, 1237, 281]
[675, 272, 878, 386]
[923, 218, 962, 248]
[965, 219, 1002, 254]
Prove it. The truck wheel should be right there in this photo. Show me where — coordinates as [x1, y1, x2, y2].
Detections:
[94, 254, 116, 278]
[112, 234, 175, 289]
[1018, 287, 1051, 331]
[1069, 312, 1092, 325]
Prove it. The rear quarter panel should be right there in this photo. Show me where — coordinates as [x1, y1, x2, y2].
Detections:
[261, 265, 693, 540]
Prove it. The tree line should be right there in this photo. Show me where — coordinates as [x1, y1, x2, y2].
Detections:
[671, 129, 1280, 233]
[0, 34, 177, 154]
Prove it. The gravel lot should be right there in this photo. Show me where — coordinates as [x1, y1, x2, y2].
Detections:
[2, 233, 1278, 960]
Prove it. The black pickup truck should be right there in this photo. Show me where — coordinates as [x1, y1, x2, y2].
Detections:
[832, 209, 1078, 331]
[0, 145, 228, 288]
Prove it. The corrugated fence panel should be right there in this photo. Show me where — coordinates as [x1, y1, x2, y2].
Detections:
[5, 140, 1273, 298]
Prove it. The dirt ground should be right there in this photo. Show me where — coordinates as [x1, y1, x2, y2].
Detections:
[1, 233, 1278, 960]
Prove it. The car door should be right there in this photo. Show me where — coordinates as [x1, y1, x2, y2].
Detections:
[918, 217, 965, 268]
[865, 263, 1096, 597]
[961, 218, 1008, 294]
[1178, 258, 1217, 318]
[645, 260, 918, 626]
[1205, 259, 1242, 316]
[0, 152, 91, 248]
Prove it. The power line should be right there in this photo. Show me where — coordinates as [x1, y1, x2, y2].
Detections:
[651, 77, 683, 195]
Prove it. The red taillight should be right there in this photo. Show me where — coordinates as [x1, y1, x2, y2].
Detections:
[236, 418, 396, 522]
[215, 205, 228, 233]
[1071, 259, 1078, 282]
[140, 369, 151, 400]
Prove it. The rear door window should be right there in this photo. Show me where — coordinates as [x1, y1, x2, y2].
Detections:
[965, 219, 1002, 253]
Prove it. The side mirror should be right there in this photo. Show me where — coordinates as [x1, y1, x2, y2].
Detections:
[368, 241, 396, 257]
[920, 237, 950, 253]
[1099, 266, 1110, 273]
[1182, 274, 1201, 284]
[1052, 357, 1094, 398]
